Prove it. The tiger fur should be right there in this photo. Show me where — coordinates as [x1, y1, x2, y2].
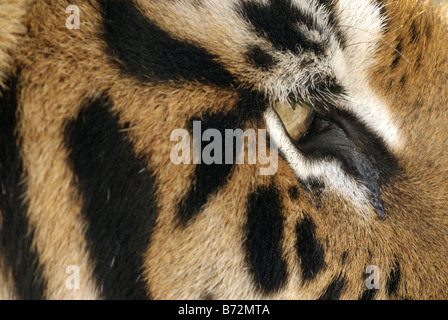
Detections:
[0, 0, 447, 300]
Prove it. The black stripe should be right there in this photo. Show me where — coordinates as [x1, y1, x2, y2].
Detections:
[239, 0, 325, 54]
[391, 39, 403, 69]
[424, 20, 433, 40]
[315, 0, 335, 10]
[178, 91, 266, 225]
[288, 186, 300, 200]
[399, 74, 407, 88]
[306, 76, 345, 112]
[178, 112, 239, 225]
[99, 0, 235, 87]
[202, 292, 214, 300]
[315, 0, 347, 49]
[374, 0, 388, 23]
[0, 78, 46, 300]
[410, 21, 419, 43]
[374, 0, 386, 17]
[295, 215, 325, 280]
[414, 52, 423, 71]
[387, 258, 401, 296]
[376, 0, 389, 34]
[244, 185, 288, 294]
[65, 95, 158, 300]
[246, 45, 277, 71]
[360, 289, 378, 300]
[299, 177, 325, 196]
[319, 277, 345, 300]
[341, 251, 348, 264]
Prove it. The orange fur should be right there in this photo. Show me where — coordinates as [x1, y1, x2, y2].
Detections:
[0, 0, 447, 299]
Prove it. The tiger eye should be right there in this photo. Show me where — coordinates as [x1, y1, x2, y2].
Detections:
[273, 101, 315, 140]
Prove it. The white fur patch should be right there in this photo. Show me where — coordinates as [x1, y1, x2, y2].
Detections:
[248, 0, 404, 150]
[264, 107, 372, 217]
[331, 0, 403, 150]
[262, 1, 402, 217]
[145, 0, 403, 206]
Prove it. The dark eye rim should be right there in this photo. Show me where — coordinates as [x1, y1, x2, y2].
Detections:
[288, 107, 400, 220]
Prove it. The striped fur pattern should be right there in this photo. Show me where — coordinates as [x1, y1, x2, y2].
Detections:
[0, 0, 447, 299]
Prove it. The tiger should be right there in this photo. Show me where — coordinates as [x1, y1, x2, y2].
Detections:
[0, 0, 447, 300]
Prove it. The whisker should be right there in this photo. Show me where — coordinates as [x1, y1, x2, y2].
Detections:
[338, 24, 411, 64]
[344, 41, 375, 48]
